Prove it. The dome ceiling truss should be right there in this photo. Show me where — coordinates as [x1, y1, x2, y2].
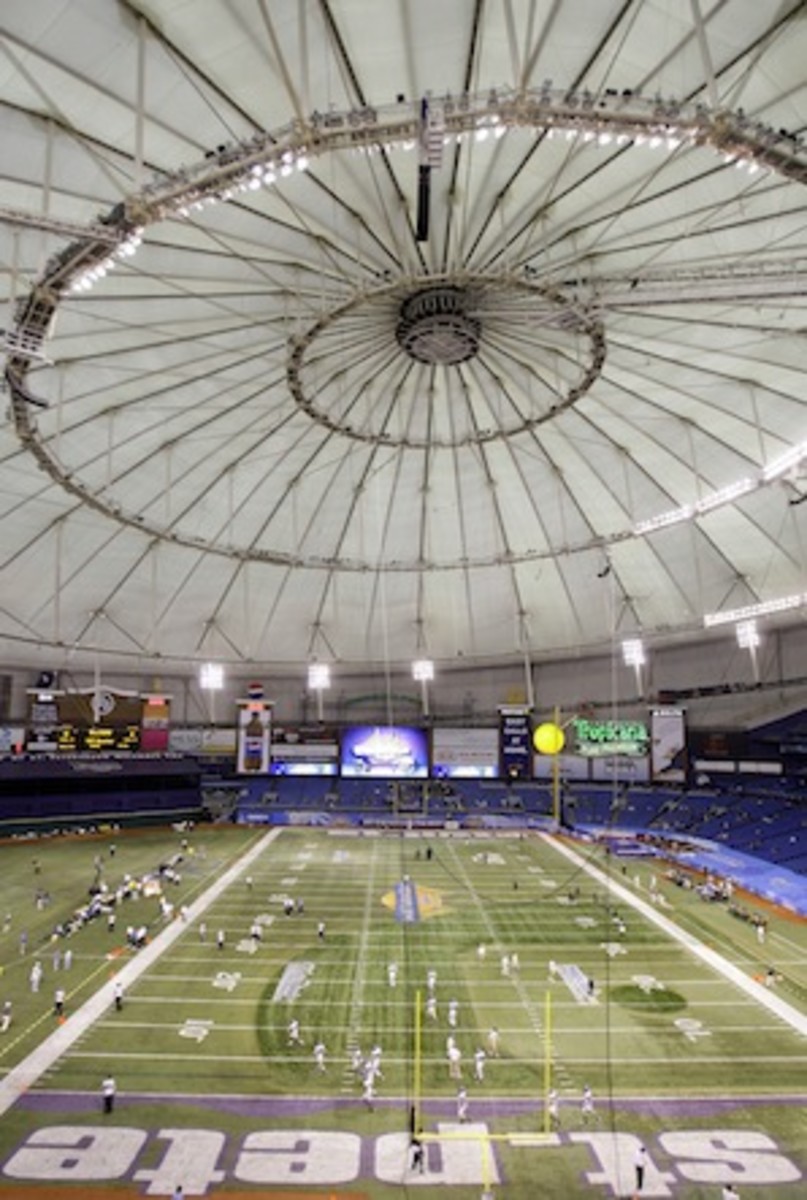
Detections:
[1, 1, 806, 671]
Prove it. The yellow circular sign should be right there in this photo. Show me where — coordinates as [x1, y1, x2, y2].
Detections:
[533, 722, 565, 755]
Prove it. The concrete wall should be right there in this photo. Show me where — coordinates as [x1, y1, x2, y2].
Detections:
[5, 621, 807, 732]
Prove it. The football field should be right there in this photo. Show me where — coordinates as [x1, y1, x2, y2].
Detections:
[0, 823, 806, 1198]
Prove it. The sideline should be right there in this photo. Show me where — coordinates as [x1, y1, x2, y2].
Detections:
[546, 833, 807, 1036]
[0, 828, 281, 1117]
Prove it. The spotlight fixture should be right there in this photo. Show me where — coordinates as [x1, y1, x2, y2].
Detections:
[622, 639, 645, 668]
[199, 662, 224, 690]
[308, 662, 331, 691]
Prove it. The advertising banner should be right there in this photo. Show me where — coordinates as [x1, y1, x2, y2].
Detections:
[236, 701, 272, 774]
[651, 707, 687, 782]
[499, 706, 533, 780]
[432, 727, 499, 778]
[270, 725, 339, 776]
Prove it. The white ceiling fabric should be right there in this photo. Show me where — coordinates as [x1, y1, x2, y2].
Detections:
[1, 0, 806, 674]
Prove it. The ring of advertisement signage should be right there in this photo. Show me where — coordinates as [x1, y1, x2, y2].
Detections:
[20, 690, 683, 784]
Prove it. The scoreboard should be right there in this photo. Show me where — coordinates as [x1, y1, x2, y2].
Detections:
[27, 723, 142, 754]
[26, 688, 157, 754]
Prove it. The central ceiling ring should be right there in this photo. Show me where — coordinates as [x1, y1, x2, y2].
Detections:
[396, 286, 481, 365]
[287, 273, 606, 448]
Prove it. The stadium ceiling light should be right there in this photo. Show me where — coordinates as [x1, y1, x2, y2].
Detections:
[622, 639, 645, 668]
[412, 658, 434, 718]
[736, 619, 761, 683]
[736, 620, 760, 650]
[622, 638, 646, 698]
[308, 661, 330, 722]
[308, 662, 330, 691]
[763, 441, 807, 482]
[199, 662, 224, 690]
[412, 658, 434, 682]
[634, 446, 804, 538]
[704, 593, 805, 628]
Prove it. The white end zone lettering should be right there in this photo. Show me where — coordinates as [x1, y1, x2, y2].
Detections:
[570, 1132, 675, 1196]
[376, 1125, 501, 1186]
[235, 1130, 360, 1184]
[660, 1130, 802, 1185]
[134, 1129, 225, 1196]
[1, 1125, 802, 1191]
[3, 1126, 146, 1181]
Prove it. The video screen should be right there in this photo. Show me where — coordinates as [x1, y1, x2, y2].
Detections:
[269, 761, 338, 776]
[340, 725, 429, 778]
[432, 728, 499, 778]
[431, 763, 498, 779]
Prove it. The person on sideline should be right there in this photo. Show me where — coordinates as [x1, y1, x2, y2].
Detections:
[101, 1075, 116, 1114]
[634, 1144, 647, 1195]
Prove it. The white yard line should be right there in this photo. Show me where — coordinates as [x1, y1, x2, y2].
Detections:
[0, 828, 280, 1117]
[547, 833, 807, 1037]
[341, 838, 379, 1090]
[444, 842, 576, 1090]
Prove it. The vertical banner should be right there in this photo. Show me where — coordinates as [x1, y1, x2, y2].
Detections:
[236, 700, 272, 774]
[499, 705, 533, 781]
[140, 694, 171, 752]
[651, 707, 687, 782]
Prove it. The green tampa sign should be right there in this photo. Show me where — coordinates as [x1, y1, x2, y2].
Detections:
[572, 717, 649, 757]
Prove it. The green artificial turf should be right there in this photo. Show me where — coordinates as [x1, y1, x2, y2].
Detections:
[0, 824, 806, 1197]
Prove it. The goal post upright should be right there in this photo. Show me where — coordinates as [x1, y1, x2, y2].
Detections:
[414, 986, 422, 1136]
[543, 988, 552, 1135]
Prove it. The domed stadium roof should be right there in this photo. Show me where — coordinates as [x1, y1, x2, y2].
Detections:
[1, 1, 806, 675]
